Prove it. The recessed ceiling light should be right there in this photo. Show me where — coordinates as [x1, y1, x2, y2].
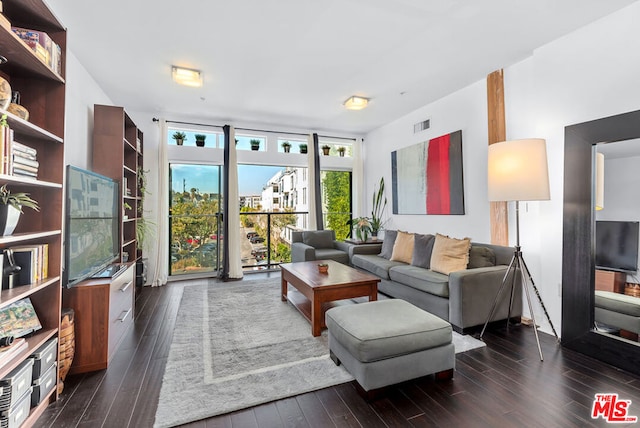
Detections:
[343, 96, 369, 110]
[172, 66, 203, 87]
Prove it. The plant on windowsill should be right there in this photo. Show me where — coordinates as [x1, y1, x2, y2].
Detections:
[0, 184, 39, 236]
[337, 146, 346, 157]
[370, 177, 387, 238]
[250, 139, 261, 151]
[172, 131, 186, 146]
[281, 141, 291, 153]
[195, 134, 206, 147]
[299, 143, 308, 154]
[322, 144, 331, 155]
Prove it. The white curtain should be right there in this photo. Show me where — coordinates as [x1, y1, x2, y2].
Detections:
[352, 137, 364, 218]
[151, 119, 169, 286]
[306, 134, 318, 230]
[227, 126, 243, 279]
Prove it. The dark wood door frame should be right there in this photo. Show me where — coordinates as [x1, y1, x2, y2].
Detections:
[562, 109, 640, 375]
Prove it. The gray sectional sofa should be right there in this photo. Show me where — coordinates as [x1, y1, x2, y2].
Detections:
[348, 231, 522, 333]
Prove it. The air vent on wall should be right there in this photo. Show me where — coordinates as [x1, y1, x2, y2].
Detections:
[414, 119, 430, 133]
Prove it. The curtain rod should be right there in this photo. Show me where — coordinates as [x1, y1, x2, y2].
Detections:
[152, 117, 357, 141]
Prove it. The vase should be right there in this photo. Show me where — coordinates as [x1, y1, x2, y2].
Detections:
[300, 147, 308, 154]
[322, 148, 330, 155]
[283, 146, 290, 153]
[196, 139, 205, 147]
[251, 145, 259, 151]
[175, 138, 184, 146]
[0, 204, 21, 236]
[0, 76, 10, 110]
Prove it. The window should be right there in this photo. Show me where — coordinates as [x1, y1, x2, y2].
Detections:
[321, 170, 352, 240]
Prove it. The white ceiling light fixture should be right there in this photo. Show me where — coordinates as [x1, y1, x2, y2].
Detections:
[172, 66, 203, 87]
[343, 96, 369, 110]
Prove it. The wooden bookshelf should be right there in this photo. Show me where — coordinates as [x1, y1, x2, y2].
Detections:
[0, 0, 66, 425]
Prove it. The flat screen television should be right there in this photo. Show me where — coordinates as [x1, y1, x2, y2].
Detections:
[64, 165, 119, 287]
[595, 220, 640, 274]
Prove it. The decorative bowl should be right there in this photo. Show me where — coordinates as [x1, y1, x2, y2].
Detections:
[317, 263, 329, 274]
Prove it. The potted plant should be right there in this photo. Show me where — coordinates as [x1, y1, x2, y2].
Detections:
[353, 217, 372, 243]
[370, 177, 387, 237]
[172, 131, 186, 146]
[281, 141, 292, 153]
[123, 201, 132, 220]
[0, 184, 39, 236]
[194, 134, 206, 147]
[299, 143, 308, 154]
[337, 146, 346, 157]
[322, 144, 331, 155]
[250, 139, 261, 151]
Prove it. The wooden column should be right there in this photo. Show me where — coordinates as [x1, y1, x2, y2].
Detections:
[487, 70, 509, 245]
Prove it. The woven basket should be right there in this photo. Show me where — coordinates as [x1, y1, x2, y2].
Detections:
[625, 283, 640, 298]
[58, 308, 75, 394]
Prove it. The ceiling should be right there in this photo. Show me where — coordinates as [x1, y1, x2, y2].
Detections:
[46, 0, 636, 135]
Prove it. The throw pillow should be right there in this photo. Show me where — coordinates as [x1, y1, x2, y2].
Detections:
[430, 233, 472, 275]
[412, 233, 435, 268]
[468, 246, 496, 268]
[390, 231, 415, 263]
[302, 230, 334, 249]
[378, 230, 398, 259]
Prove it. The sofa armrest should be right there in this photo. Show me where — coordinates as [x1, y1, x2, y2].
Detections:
[334, 240, 350, 253]
[291, 242, 316, 262]
[448, 266, 522, 330]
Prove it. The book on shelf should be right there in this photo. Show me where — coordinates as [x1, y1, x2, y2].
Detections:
[0, 338, 27, 369]
[0, 130, 39, 177]
[12, 141, 37, 157]
[12, 155, 38, 169]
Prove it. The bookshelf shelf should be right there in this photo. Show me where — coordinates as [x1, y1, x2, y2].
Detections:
[0, 230, 61, 245]
[0, 328, 56, 379]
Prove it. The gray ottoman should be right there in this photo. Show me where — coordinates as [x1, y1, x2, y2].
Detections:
[325, 299, 455, 396]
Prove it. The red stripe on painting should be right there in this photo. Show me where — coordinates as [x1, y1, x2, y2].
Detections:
[426, 134, 451, 214]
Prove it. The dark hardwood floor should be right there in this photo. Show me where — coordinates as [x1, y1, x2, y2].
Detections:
[36, 276, 640, 428]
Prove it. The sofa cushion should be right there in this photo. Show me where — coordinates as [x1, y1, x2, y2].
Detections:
[430, 234, 471, 275]
[315, 248, 349, 265]
[378, 230, 397, 259]
[302, 230, 334, 249]
[391, 231, 414, 263]
[352, 254, 405, 280]
[389, 265, 450, 297]
[595, 290, 640, 317]
[325, 299, 452, 363]
[468, 245, 496, 268]
[412, 233, 435, 269]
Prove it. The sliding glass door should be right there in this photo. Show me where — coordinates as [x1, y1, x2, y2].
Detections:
[169, 164, 223, 276]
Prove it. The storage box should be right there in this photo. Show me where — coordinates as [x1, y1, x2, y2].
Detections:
[31, 362, 56, 407]
[0, 358, 33, 410]
[0, 387, 31, 428]
[29, 337, 57, 381]
[11, 27, 52, 65]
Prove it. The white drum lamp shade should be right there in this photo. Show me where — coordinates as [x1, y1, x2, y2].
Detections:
[488, 138, 550, 202]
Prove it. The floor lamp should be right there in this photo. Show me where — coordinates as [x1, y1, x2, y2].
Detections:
[479, 138, 559, 361]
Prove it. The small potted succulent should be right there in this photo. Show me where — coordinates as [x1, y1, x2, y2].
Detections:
[337, 146, 346, 157]
[322, 144, 331, 155]
[172, 131, 186, 146]
[0, 184, 39, 236]
[317, 263, 329, 274]
[281, 141, 292, 153]
[299, 143, 308, 154]
[250, 139, 261, 151]
[194, 134, 206, 147]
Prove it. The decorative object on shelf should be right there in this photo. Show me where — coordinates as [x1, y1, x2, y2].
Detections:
[250, 139, 260, 151]
[322, 144, 331, 155]
[0, 297, 42, 338]
[0, 184, 39, 236]
[281, 141, 291, 153]
[370, 177, 387, 238]
[123, 201, 132, 220]
[194, 134, 206, 147]
[337, 146, 346, 157]
[317, 263, 329, 274]
[172, 131, 186, 146]
[0, 55, 10, 111]
[7, 91, 28, 120]
[136, 167, 155, 251]
[58, 308, 75, 394]
[299, 143, 308, 154]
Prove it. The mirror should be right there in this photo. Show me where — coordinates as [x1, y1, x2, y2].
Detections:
[562, 109, 640, 376]
[592, 140, 640, 345]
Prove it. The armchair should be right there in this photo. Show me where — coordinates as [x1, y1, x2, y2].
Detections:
[291, 230, 350, 265]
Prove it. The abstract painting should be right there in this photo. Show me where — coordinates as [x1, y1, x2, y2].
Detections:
[391, 130, 464, 215]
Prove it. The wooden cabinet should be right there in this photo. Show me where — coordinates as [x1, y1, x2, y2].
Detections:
[595, 269, 626, 294]
[63, 263, 135, 374]
[0, 1, 65, 424]
[92, 105, 144, 265]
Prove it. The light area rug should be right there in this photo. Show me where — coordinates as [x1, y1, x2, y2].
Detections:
[154, 278, 485, 427]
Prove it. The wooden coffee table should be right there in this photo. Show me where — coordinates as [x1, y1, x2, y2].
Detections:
[280, 260, 380, 336]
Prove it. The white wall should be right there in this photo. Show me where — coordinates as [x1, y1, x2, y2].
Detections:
[362, 1, 640, 336]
